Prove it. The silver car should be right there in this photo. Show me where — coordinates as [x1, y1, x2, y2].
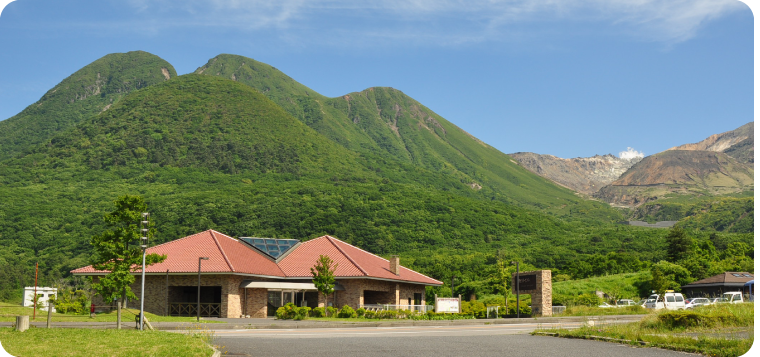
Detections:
[685, 297, 712, 309]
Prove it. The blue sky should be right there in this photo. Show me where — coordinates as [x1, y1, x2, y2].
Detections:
[0, 0, 753, 159]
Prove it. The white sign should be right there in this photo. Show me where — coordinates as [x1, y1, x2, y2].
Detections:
[436, 297, 460, 313]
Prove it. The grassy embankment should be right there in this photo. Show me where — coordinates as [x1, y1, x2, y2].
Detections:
[0, 304, 221, 323]
[0, 327, 213, 357]
[534, 303, 754, 357]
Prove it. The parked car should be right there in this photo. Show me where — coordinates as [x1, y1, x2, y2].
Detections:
[645, 291, 686, 310]
[718, 291, 744, 304]
[637, 299, 647, 307]
[616, 299, 637, 306]
[685, 297, 712, 309]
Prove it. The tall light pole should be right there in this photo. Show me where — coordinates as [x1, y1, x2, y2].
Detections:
[139, 212, 149, 331]
[512, 261, 520, 319]
[197, 257, 209, 322]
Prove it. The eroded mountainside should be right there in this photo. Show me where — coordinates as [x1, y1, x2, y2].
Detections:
[509, 153, 641, 195]
[668, 122, 753, 166]
[594, 150, 753, 207]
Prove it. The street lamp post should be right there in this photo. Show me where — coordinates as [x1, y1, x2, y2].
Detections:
[512, 261, 520, 319]
[197, 257, 209, 322]
[139, 213, 149, 331]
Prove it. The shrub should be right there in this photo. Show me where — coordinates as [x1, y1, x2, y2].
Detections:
[574, 293, 602, 306]
[461, 300, 486, 318]
[505, 300, 532, 316]
[311, 307, 325, 317]
[356, 307, 366, 318]
[275, 303, 297, 320]
[294, 306, 311, 320]
[326, 306, 337, 317]
[337, 305, 357, 318]
[364, 310, 376, 319]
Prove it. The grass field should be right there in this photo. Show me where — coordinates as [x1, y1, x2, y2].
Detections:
[0, 327, 213, 357]
[0, 304, 221, 323]
[556, 305, 648, 316]
[553, 272, 650, 302]
[535, 303, 754, 357]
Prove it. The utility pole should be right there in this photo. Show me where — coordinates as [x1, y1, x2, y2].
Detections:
[139, 212, 149, 331]
[512, 261, 520, 319]
[197, 257, 209, 322]
[33, 262, 38, 320]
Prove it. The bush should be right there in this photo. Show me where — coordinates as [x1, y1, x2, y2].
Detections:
[326, 306, 337, 317]
[275, 303, 297, 320]
[505, 300, 532, 316]
[461, 300, 486, 318]
[356, 307, 366, 318]
[574, 293, 602, 306]
[337, 305, 357, 318]
[364, 310, 376, 319]
[311, 307, 325, 317]
[294, 306, 311, 320]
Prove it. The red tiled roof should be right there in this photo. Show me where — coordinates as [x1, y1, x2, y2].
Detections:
[279, 236, 442, 285]
[72, 232, 442, 286]
[71, 230, 285, 277]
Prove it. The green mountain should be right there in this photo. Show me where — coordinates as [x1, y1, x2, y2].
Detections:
[0, 51, 176, 160]
[194, 54, 601, 213]
[1, 51, 750, 303]
[18, 74, 361, 177]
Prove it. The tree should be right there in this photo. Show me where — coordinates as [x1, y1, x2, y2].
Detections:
[665, 227, 692, 262]
[310, 255, 337, 315]
[650, 260, 692, 297]
[90, 195, 166, 328]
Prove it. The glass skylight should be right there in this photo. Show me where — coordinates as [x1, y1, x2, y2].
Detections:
[240, 237, 299, 258]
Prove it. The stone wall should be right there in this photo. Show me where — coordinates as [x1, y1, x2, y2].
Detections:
[511, 270, 552, 316]
[126, 275, 428, 318]
[129, 274, 244, 318]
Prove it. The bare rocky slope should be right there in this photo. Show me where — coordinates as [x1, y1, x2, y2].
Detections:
[668, 122, 753, 166]
[594, 150, 754, 207]
[509, 153, 641, 195]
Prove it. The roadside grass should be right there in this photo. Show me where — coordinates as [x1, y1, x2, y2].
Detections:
[0, 304, 222, 323]
[0, 327, 212, 357]
[534, 303, 754, 357]
[556, 305, 648, 316]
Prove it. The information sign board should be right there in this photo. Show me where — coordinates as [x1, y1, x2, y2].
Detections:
[436, 297, 460, 313]
[514, 274, 537, 291]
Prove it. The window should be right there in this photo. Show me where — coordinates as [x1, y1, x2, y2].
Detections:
[666, 296, 675, 302]
[675, 296, 683, 302]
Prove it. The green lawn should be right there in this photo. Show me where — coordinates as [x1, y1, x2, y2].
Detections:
[0, 305, 221, 323]
[0, 327, 213, 357]
[535, 303, 754, 357]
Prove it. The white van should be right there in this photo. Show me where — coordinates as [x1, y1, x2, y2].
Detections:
[645, 292, 686, 310]
[719, 291, 744, 304]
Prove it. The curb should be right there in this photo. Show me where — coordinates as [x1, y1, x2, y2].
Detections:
[532, 331, 649, 346]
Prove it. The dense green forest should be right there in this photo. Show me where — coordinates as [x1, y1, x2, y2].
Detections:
[0, 52, 752, 303]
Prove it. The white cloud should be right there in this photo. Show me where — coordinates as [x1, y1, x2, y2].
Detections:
[619, 147, 645, 159]
[118, 0, 748, 44]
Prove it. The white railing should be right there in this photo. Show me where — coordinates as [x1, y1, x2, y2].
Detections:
[360, 304, 434, 313]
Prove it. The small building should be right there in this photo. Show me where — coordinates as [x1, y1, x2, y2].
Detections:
[680, 272, 754, 298]
[23, 287, 57, 312]
[72, 230, 442, 318]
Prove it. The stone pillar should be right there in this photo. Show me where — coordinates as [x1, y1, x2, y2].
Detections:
[512, 270, 552, 316]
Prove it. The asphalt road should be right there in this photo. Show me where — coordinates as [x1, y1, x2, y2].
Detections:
[214, 325, 695, 357]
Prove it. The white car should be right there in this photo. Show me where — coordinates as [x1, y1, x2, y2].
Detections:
[616, 299, 637, 306]
[685, 297, 712, 309]
[645, 292, 686, 310]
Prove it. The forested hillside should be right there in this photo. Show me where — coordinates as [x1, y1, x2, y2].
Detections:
[0, 52, 752, 303]
[195, 54, 609, 214]
[0, 51, 176, 160]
